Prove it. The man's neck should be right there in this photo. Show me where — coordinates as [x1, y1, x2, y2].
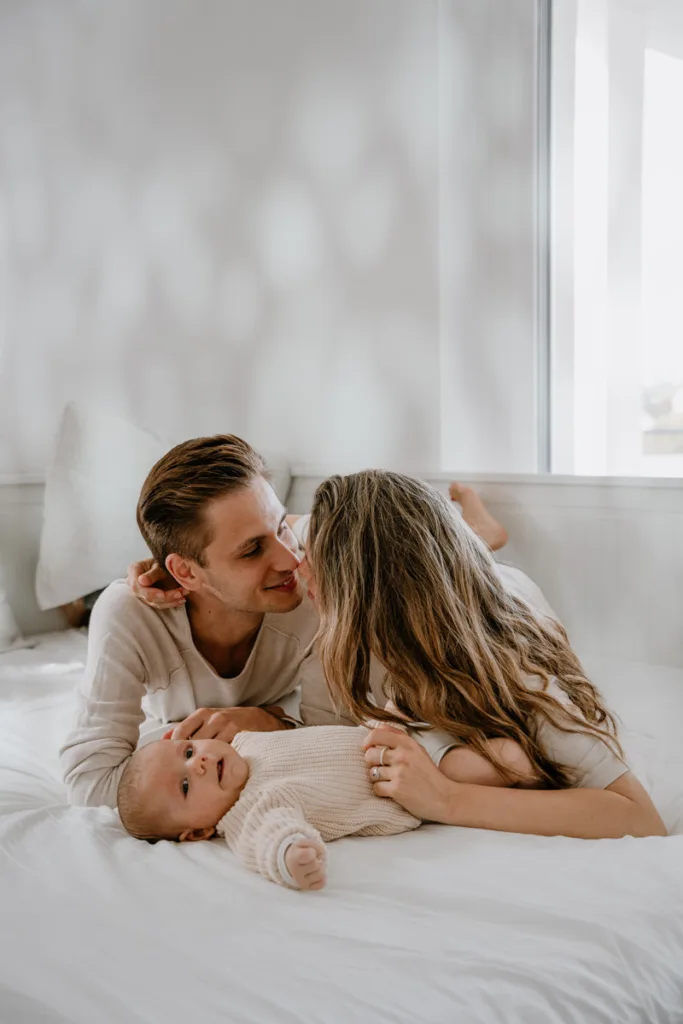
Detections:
[186, 594, 264, 678]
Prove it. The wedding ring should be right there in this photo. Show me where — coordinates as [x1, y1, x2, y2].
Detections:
[379, 746, 388, 767]
[370, 766, 381, 782]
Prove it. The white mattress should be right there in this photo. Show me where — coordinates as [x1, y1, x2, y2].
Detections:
[1, 631, 682, 1024]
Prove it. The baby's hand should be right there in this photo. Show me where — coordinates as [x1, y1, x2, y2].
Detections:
[285, 838, 327, 891]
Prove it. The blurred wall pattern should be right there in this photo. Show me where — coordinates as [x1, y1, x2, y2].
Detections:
[0, 0, 537, 477]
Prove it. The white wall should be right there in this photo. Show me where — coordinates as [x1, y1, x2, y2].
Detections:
[439, 0, 540, 473]
[0, 0, 538, 480]
[648, 0, 683, 62]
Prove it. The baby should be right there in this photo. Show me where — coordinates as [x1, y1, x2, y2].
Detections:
[118, 724, 537, 891]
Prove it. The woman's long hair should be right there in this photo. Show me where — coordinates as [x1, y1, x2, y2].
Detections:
[308, 470, 622, 788]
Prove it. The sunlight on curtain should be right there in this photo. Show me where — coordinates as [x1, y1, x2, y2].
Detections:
[641, 48, 683, 456]
[553, 0, 683, 476]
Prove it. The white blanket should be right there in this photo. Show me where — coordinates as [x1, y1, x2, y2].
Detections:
[1, 631, 682, 1024]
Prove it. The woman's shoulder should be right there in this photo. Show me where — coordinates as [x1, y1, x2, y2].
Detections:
[495, 563, 558, 621]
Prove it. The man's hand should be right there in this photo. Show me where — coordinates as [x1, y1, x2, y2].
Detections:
[126, 559, 188, 609]
[285, 838, 327, 891]
[167, 706, 292, 743]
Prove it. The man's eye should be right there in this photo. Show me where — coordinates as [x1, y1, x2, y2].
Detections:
[182, 778, 189, 797]
[242, 546, 261, 559]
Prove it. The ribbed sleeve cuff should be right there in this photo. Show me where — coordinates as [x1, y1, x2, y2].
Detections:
[276, 832, 310, 889]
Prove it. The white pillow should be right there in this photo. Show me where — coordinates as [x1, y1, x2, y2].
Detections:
[36, 403, 292, 610]
[0, 572, 26, 653]
[36, 403, 167, 610]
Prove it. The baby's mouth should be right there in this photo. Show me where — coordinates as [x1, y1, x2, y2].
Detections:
[217, 758, 224, 783]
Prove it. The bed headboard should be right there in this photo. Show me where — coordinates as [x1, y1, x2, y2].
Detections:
[1, 472, 682, 668]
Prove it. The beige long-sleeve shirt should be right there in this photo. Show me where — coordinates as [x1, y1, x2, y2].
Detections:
[216, 726, 420, 888]
[60, 580, 319, 807]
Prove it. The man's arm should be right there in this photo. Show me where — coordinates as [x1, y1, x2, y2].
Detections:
[268, 687, 302, 726]
[60, 585, 149, 808]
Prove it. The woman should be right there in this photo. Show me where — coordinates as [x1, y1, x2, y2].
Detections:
[298, 470, 666, 840]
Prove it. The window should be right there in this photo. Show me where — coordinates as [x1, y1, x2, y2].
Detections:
[550, 0, 683, 476]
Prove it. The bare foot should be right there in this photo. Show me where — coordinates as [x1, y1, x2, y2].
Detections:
[449, 483, 508, 551]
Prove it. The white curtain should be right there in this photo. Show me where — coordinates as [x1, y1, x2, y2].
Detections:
[551, 0, 683, 477]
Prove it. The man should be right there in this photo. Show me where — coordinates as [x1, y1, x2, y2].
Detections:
[60, 434, 512, 807]
[61, 435, 317, 806]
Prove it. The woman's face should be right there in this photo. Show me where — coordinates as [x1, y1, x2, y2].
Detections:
[298, 550, 317, 604]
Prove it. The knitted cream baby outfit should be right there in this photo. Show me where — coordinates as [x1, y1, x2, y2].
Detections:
[216, 725, 420, 887]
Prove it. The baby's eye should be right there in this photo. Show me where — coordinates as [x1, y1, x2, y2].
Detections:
[184, 745, 193, 760]
[181, 778, 189, 797]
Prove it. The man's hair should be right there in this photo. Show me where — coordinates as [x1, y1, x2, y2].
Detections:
[137, 435, 266, 567]
[117, 745, 178, 843]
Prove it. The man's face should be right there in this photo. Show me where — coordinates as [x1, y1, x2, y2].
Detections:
[140, 738, 248, 838]
[195, 476, 304, 615]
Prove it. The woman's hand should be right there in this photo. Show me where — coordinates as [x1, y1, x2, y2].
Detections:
[364, 727, 458, 823]
[126, 559, 187, 609]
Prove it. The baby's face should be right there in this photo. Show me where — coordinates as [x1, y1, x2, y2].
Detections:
[139, 737, 249, 841]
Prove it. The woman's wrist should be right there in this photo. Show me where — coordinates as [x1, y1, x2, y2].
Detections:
[438, 778, 468, 826]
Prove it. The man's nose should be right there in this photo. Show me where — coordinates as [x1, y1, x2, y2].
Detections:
[298, 556, 310, 580]
[274, 536, 301, 571]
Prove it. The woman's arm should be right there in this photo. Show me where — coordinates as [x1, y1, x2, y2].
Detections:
[364, 728, 667, 839]
[438, 771, 667, 838]
[438, 738, 541, 788]
[126, 558, 186, 609]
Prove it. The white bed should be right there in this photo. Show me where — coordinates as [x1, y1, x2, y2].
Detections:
[1, 629, 683, 1024]
[2, 471, 683, 1022]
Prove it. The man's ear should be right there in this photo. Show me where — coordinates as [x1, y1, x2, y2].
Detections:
[178, 826, 216, 843]
[165, 553, 201, 592]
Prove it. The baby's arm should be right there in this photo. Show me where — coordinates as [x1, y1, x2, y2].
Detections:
[439, 738, 541, 788]
[227, 792, 328, 891]
[283, 836, 326, 891]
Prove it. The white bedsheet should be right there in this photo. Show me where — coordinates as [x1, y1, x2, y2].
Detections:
[1, 631, 682, 1024]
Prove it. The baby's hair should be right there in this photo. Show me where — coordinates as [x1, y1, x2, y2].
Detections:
[117, 745, 178, 843]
